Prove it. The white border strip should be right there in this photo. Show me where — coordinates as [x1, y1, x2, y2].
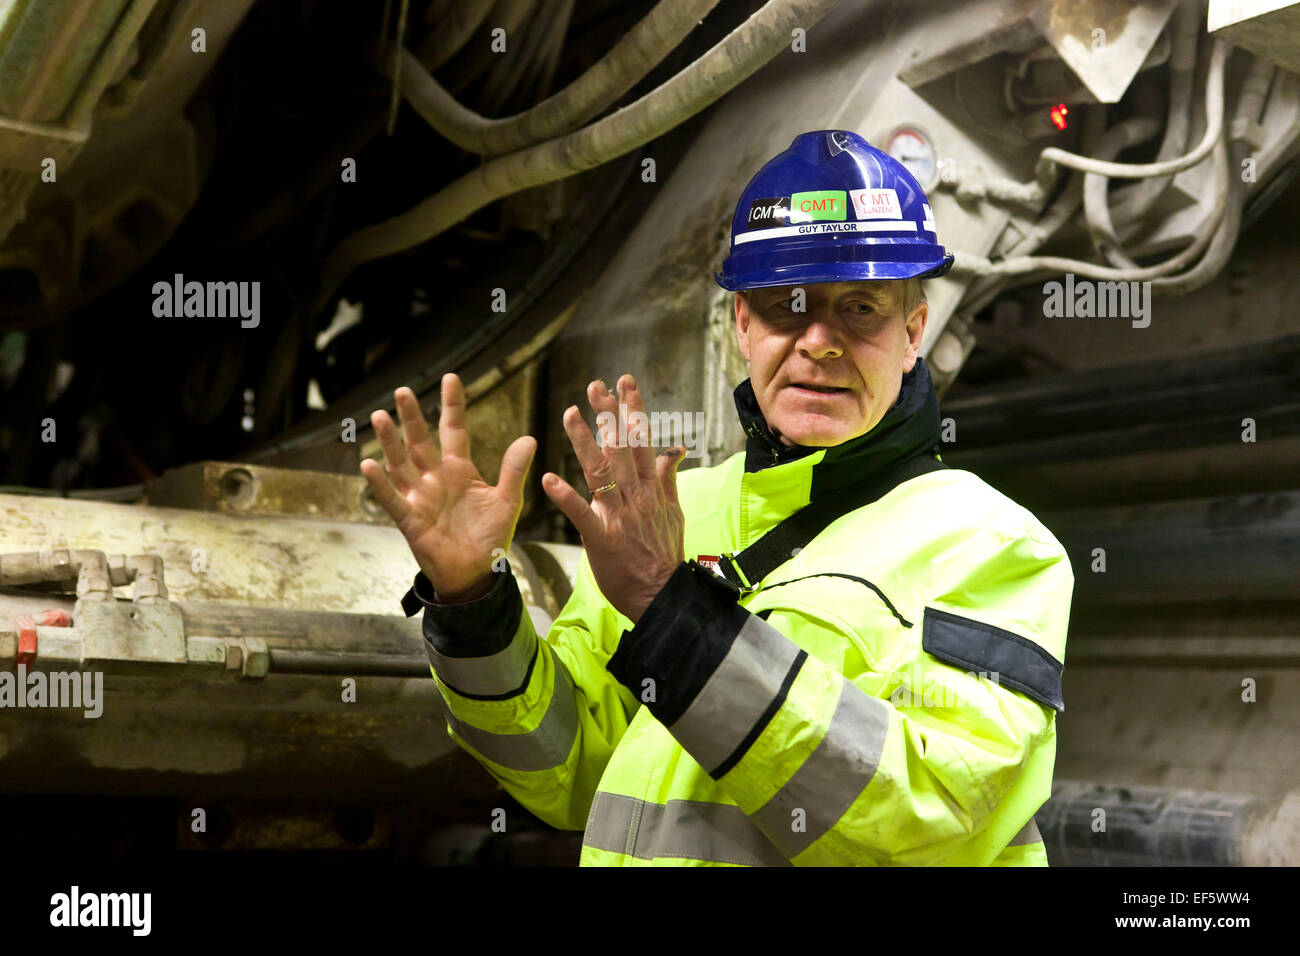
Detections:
[734, 221, 918, 245]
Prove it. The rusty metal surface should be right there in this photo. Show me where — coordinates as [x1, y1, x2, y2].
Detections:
[1, 491, 424, 615]
[0, 669, 486, 800]
[0, 488, 571, 802]
[146, 460, 391, 526]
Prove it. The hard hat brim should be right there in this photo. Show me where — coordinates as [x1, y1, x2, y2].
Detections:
[715, 252, 953, 291]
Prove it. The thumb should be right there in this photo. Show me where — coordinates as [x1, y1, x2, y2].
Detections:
[657, 446, 686, 508]
[495, 435, 537, 505]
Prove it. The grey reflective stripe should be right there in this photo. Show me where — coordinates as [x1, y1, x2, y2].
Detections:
[443, 644, 577, 771]
[1008, 818, 1042, 847]
[583, 792, 791, 867]
[525, 604, 553, 637]
[667, 615, 802, 774]
[751, 679, 891, 859]
[426, 612, 538, 697]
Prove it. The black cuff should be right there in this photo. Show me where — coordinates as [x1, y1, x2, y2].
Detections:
[606, 561, 751, 725]
[402, 562, 524, 657]
[400, 570, 439, 617]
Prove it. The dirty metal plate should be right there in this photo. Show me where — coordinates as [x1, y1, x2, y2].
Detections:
[1031, 0, 1179, 103]
[1209, 0, 1300, 75]
[146, 460, 391, 526]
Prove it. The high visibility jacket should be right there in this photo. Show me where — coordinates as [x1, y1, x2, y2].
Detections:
[402, 358, 1073, 866]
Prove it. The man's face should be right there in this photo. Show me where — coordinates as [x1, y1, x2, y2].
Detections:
[734, 280, 927, 448]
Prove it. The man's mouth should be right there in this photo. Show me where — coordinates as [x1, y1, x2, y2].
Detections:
[789, 383, 850, 394]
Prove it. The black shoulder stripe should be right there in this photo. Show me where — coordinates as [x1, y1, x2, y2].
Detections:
[921, 607, 1064, 713]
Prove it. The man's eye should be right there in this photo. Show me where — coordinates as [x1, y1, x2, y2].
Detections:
[850, 303, 875, 314]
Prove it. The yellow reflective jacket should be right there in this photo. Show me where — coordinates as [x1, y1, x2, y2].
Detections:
[403, 359, 1073, 866]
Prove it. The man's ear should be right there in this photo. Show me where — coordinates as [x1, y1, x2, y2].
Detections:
[734, 292, 751, 363]
[902, 300, 928, 373]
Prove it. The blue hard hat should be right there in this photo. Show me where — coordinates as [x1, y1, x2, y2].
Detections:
[715, 129, 954, 291]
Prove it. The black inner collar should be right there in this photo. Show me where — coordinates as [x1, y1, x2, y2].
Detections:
[732, 357, 943, 502]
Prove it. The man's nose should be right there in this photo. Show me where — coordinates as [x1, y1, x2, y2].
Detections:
[795, 311, 843, 359]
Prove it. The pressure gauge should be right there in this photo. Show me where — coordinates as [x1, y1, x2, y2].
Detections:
[886, 126, 937, 191]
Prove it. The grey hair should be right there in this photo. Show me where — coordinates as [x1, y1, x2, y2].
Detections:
[902, 276, 926, 315]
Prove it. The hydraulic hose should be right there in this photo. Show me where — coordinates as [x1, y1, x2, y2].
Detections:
[447, 0, 538, 96]
[1088, 57, 1273, 286]
[478, 0, 568, 114]
[952, 131, 1229, 282]
[1083, 116, 1162, 268]
[1034, 39, 1227, 183]
[394, 0, 723, 155]
[1145, 60, 1276, 293]
[418, 0, 494, 71]
[315, 0, 842, 311]
[1110, 0, 1198, 229]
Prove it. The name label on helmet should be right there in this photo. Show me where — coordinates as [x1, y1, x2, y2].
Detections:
[732, 219, 919, 245]
[789, 190, 846, 221]
[747, 196, 791, 230]
[850, 187, 902, 220]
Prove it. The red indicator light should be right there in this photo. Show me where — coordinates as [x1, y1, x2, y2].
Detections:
[1050, 103, 1069, 130]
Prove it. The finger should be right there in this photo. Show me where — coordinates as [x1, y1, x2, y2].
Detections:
[657, 446, 685, 510]
[495, 435, 537, 506]
[360, 458, 411, 523]
[563, 404, 617, 494]
[588, 379, 637, 489]
[439, 373, 471, 460]
[395, 386, 438, 471]
[541, 472, 605, 542]
[619, 374, 657, 482]
[371, 409, 420, 491]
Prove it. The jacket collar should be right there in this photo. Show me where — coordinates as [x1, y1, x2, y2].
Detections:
[732, 357, 942, 502]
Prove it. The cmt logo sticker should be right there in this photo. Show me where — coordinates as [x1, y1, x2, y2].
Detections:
[694, 555, 724, 576]
[789, 190, 846, 221]
[851, 187, 902, 220]
[747, 196, 790, 230]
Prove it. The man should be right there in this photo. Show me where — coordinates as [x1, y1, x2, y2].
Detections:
[361, 130, 1073, 866]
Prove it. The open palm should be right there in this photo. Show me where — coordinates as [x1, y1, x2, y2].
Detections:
[361, 375, 536, 603]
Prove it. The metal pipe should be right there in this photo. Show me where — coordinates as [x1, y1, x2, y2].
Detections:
[1037, 781, 1298, 866]
[939, 334, 1300, 457]
[1042, 490, 1300, 605]
[267, 648, 430, 678]
[65, 0, 163, 128]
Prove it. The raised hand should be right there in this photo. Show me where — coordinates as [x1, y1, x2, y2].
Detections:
[541, 374, 687, 624]
[361, 374, 536, 603]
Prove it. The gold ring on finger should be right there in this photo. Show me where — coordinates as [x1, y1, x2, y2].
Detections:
[591, 481, 617, 495]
